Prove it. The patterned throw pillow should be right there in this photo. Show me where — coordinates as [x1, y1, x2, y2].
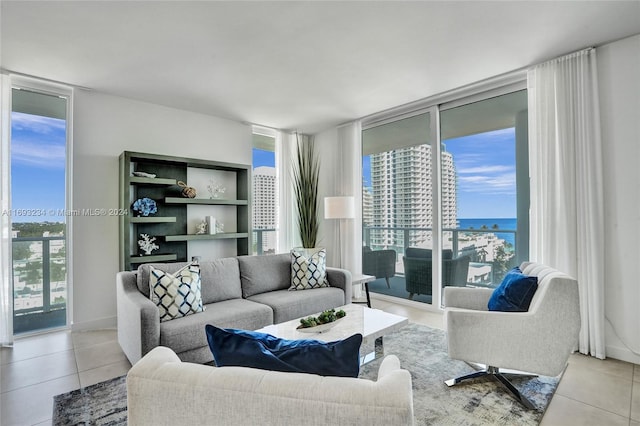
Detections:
[289, 248, 330, 290]
[149, 262, 204, 322]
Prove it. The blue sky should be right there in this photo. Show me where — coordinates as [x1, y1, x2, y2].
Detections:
[252, 148, 275, 168]
[444, 128, 516, 218]
[10, 112, 67, 223]
[363, 127, 516, 219]
[11, 115, 512, 224]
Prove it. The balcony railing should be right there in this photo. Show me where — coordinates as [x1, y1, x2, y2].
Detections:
[12, 236, 67, 334]
[252, 228, 277, 255]
[363, 225, 517, 287]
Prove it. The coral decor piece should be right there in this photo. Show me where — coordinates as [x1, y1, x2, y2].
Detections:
[132, 198, 157, 217]
[138, 234, 159, 255]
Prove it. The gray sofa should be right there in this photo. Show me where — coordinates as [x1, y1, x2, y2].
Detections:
[117, 253, 352, 365]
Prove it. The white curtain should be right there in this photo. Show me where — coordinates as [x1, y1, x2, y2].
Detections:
[528, 48, 606, 359]
[336, 121, 362, 274]
[275, 131, 299, 252]
[1, 74, 13, 347]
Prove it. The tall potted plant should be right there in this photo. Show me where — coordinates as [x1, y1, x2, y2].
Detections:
[292, 134, 320, 248]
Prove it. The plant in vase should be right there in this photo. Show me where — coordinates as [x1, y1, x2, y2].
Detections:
[292, 133, 320, 249]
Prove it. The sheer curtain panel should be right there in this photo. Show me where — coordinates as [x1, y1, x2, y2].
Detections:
[336, 121, 362, 274]
[528, 48, 605, 359]
[1, 74, 13, 346]
[276, 131, 298, 252]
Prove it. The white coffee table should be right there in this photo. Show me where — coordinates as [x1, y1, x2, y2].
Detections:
[256, 304, 408, 364]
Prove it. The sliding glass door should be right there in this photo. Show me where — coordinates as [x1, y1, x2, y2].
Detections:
[439, 90, 528, 298]
[362, 111, 437, 305]
[362, 86, 529, 309]
[11, 86, 70, 334]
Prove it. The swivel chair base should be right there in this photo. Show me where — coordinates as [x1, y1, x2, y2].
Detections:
[445, 365, 537, 409]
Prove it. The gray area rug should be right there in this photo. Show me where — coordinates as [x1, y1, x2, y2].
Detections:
[53, 323, 559, 425]
[359, 323, 560, 425]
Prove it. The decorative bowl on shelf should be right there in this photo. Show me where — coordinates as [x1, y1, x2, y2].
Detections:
[132, 197, 158, 216]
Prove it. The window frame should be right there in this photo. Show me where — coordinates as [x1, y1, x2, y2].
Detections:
[8, 75, 74, 333]
[361, 71, 528, 311]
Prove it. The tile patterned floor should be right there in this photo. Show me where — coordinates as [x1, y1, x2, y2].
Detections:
[0, 299, 638, 425]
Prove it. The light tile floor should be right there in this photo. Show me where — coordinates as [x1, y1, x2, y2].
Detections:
[0, 299, 638, 425]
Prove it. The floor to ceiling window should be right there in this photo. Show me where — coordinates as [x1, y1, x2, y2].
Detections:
[362, 84, 529, 309]
[251, 128, 278, 255]
[10, 84, 71, 334]
[362, 111, 436, 305]
[439, 90, 528, 301]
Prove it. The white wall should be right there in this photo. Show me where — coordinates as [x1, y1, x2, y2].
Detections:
[71, 91, 251, 330]
[597, 34, 640, 364]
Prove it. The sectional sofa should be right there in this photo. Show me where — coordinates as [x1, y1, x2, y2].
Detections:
[116, 253, 352, 364]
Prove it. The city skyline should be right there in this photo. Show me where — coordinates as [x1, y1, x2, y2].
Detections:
[363, 127, 517, 219]
[9, 117, 514, 227]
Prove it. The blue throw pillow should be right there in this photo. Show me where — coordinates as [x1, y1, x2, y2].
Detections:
[488, 267, 538, 312]
[205, 325, 362, 378]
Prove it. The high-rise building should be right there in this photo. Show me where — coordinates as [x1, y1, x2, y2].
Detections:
[252, 166, 277, 253]
[369, 144, 456, 252]
[362, 185, 373, 227]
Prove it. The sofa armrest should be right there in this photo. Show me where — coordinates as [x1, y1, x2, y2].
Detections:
[326, 267, 352, 304]
[443, 287, 493, 310]
[116, 271, 160, 365]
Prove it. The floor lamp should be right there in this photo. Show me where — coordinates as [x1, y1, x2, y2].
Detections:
[324, 196, 355, 269]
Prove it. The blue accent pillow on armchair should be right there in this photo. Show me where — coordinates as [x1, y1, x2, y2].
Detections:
[205, 325, 362, 377]
[488, 267, 538, 312]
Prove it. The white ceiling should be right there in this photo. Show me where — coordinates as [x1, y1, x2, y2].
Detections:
[1, 1, 639, 134]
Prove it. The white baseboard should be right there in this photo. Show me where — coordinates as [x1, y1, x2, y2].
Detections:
[71, 315, 117, 332]
[370, 292, 443, 313]
[605, 344, 640, 365]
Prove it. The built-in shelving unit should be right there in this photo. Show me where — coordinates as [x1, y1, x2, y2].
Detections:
[119, 151, 251, 271]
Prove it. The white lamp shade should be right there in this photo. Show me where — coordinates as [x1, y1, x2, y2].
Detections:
[324, 196, 355, 219]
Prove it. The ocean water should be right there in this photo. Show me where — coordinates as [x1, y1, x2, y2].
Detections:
[456, 218, 517, 246]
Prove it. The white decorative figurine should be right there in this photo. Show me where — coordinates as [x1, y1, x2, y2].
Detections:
[138, 233, 159, 255]
[207, 179, 226, 199]
[195, 220, 207, 235]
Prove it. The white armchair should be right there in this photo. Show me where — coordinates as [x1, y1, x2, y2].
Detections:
[443, 262, 580, 408]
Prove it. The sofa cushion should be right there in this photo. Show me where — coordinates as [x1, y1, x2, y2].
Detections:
[138, 258, 242, 303]
[289, 248, 329, 290]
[238, 253, 291, 298]
[160, 298, 273, 355]
[488, 267, 538, 312]
[205, 325, 362, 377]
[247, 287, 345, 324]
[149, 263, 204, 322]
[198, 258, 243, 304]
